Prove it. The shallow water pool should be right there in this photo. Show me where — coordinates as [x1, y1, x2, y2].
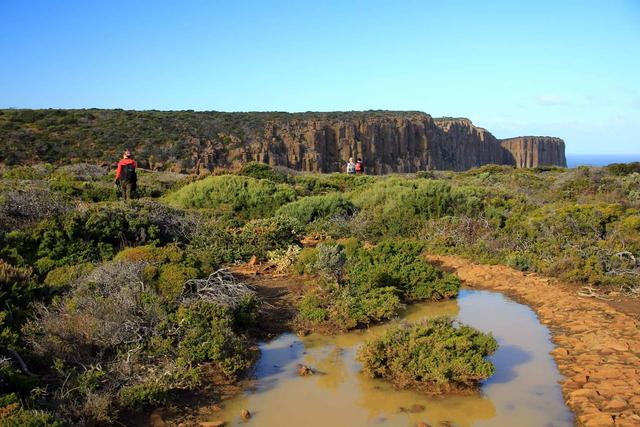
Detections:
[207, 290, 574, 427]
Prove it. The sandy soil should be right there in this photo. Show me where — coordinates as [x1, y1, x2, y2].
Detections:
[427, 255, 640, 427]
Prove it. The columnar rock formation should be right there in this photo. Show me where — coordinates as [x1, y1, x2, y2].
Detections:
[226, 113, 566, 173]
[0, 109, 567, 172]
[499, 136, 567, 169]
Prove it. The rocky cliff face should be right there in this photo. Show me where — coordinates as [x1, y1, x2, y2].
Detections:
[499, 136, 567, 168]
[221, 113, 566, 173]
[0, 109, 567, 172]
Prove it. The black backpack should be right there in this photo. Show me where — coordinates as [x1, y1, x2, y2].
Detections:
[120, 164, 137, 183]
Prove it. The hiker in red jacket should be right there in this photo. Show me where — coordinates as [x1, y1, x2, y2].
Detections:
[115, 149, 138, 200]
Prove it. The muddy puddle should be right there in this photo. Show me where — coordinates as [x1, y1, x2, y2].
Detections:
[203, 290, 574, 426]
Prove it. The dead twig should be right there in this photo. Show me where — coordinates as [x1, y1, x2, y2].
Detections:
[577, 286, 613, 301]
[181, 268, 257, 308]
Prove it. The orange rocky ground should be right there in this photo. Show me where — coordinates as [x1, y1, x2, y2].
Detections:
[428, 255, 640, 427]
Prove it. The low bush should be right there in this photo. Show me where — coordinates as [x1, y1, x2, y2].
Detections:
[165, 174, 296, 219]
[357, 317, 498, 393]
[135, 170, 192, 198]
[0, 188, 73, 228]
[276, 193, 357, 225]
[0, 261, 40, 345]
[294, 240, 460, 333]
[175, 300, 254, 377]
[292, 247, 318, 275]
[606, 162, 640, 176]
[23, 259, 256, 424]
[0, 164, 53, 181]
[350, 178, 486, 239]
[267, 245, 301, 273]
[0, 201, 191, 276]
[313, 241, 346, 282]
[0, 406, 62, 427]
[48, 177, 115, 202]
[53, 163, 107, 181]
[293, 173, 376, 195]
[346, 240, 460, 301]
[238, 162, 289, 183]
[43, 263, 94, 290]
[295, 283, 402, 333]
[239, 216, 302, 259]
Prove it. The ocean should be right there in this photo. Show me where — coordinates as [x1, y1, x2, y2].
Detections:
[566, 154, 640, 168]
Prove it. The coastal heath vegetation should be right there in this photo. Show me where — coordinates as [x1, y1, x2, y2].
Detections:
[0, 160, 638, 424]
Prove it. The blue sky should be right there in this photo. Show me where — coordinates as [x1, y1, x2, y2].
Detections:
[1, 0, 639, 154]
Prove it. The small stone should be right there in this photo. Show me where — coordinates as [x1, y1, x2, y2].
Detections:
[582, 413, 615, 427]
[200, 421, 226, 427]
[241, 409, 251, 420]
[149, 409, 167, 427]
[569, 388, 599, 399]
[603, 397, 628, 411]
[297, 364, 313, 376]
[551, 347, 569, 357]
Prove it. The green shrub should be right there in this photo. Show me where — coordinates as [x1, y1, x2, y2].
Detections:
[134, 170, 191, 198]
[49, 177, 115, 202]
[292, 247, 318, 275]
[295, 283, 402, 333]
[267, 245, 301, 273]
[238, 216, 302, 260]
[176, 301, 253, 378]
[0, 408, 62, 427]
[606, 162, 640, 176]
[293, 173, 376, 195]
[1, 202, 191, 275]
[347, 240, 460, 301]
[118, 382, 169, 408]
[166, 175, 296, 219]
[43, 263, 94, 290]
[350, 178, 486, 239]
[238, 162, 289, 183]
[358, 317, 498, 392]
[505, 253, 533, 271]
[157, 263, 199, 301]
[415, 170, 436, 179]
[1, 165, 52, 181]
[294, 239, 460, 333]
[276, 193, 356, 225]
[113, 244, 202, 301]
[0, 261, 39, 337]
[233, 294, 261, 329]
[186, 215, 300, 267]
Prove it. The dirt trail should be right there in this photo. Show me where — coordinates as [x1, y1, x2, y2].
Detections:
[229, 264, 308, 337]
[427, 255, 640, 427]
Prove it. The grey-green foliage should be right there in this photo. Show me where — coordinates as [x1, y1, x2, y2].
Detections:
[313, 242, 347, 282]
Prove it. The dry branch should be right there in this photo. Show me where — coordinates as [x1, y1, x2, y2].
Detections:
[180, 268, 256, 308]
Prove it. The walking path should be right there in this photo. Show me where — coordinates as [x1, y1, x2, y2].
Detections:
[427, 255, 640, 427]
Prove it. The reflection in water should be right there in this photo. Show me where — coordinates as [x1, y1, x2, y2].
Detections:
[206, 290, 574, 427]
